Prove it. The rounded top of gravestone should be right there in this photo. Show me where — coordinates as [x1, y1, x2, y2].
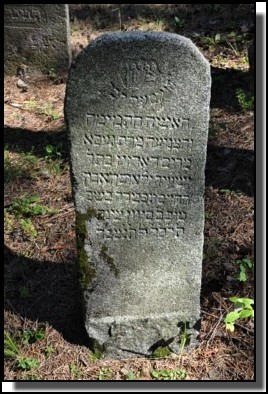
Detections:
[74, 31, 209, 68]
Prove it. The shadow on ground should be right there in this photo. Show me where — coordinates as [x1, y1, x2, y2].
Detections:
[4, 244, 91, 347]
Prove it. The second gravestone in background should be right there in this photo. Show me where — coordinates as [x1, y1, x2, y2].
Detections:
[4, 4, 71, 75]
[65, 32, 211, 359]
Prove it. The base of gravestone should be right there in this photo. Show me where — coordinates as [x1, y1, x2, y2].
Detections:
[85, 313, 200, 359]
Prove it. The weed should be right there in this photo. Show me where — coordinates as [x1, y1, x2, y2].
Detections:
[126, 370, 136, 380]
[26, 374, 39, 380]
[4, 331, 39, 371]
[45, 144, 64, 175]
[21, 150, 38, 166]
[39, 104, 61, 120]
[201, 34, 221, 48]
[224, 297, 254, 332]
[4, 210, 16, 235]
[236, 257, 254, 282]
[205, 212, 213, 220]
[88, 349, 103, 361]
[16, 358, 39, 371]
[25, 101, 61, 120]
[44, 346, 53, 358]
[150, 369, 187, 380]
[70, 17, 80, 33]
[236, 88, 254, 111]
[174, 16, 184, 30]
[22, 329, 45, 345]
[20, 286, 31, 298]
[4, 331, 20, 359]
[70, 363, 82, 379]
[179, 321, 188, 356]
[4, 146, 39, 183]
[4, 147, 24, 184]
[219, 189, 236, 196]
[47, 68, 57, 80]
[203, 238, 222, 260]
[8, 196, 57, 218]
[208, 128, 217, 138]
[19, 218, 37, 239]
[98, 368, 113, 380]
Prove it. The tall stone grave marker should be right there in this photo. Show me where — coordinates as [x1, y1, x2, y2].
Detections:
[4, 4, 71, 74]
[65, 32, 211, 359]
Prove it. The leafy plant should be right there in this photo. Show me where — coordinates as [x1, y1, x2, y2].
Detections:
[22, 329, 45, 345]
[236, 88, 254, 111]
[224, 297, 254, 332]
[45, 144, 62, 160]
[16, 358, 39, 371]
[236, 258, 254, 282]
[45, 144, 64, 175]
[4, 331, 39, 371]
[201, 34, 221, 48]
[151, 369, 187, 380]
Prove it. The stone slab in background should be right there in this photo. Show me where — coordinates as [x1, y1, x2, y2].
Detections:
[65, 32, 211, 359]
[4, 4, 71, 75]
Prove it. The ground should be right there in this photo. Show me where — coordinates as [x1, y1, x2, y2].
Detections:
[4, 4, 254, 381]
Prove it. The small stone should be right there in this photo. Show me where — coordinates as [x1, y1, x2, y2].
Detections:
[16, 78, 28, 92]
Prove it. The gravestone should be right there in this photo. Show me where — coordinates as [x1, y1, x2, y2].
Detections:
[65, 32, 211, 359]
[4, 4, 71, 75]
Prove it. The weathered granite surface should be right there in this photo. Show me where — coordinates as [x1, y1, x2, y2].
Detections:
[65, 32, 211, 359]
[4, 4, 71, 75]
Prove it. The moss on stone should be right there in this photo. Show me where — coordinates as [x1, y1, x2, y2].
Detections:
[75, 208, 102, 290]
[151, 346, 172, 358]
[100, 245, 119, 277]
